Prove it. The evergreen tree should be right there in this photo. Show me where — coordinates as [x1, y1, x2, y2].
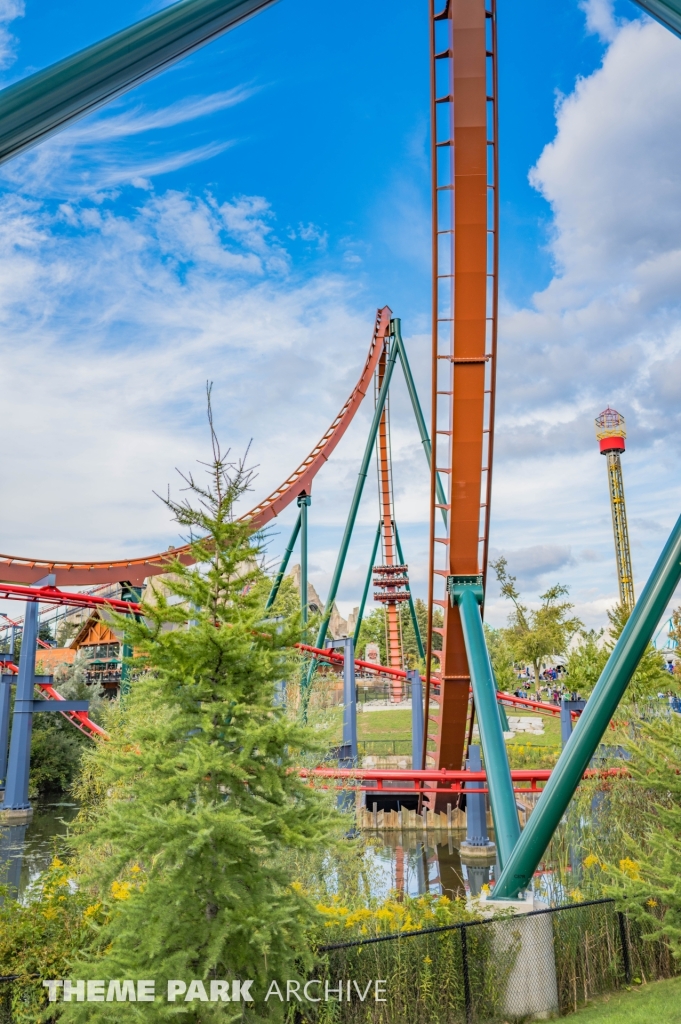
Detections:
[602, 713, 681, 954]
[61, 401, 339, 1021]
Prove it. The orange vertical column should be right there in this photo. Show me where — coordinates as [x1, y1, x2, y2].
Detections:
[426, 0, 497, 773]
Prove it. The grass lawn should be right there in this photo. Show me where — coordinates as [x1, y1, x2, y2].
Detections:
[565, 976, 681, 1022]
[357, 709, 411, 741]
[318, 707, 412, 745]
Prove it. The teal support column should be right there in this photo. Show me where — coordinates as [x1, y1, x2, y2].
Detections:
[265, 511, 301, 612]
[353, 521, 382, 647]
[0, 0, 278, 165]
[297, 494, 311, 627]
[306, 322, 399, 678]
[448, 576, 520, 868]
[393, 327, 448, 526]
[120, 582, 143, 698]
[493, 513, 681, 900]
[3, 600, 39, 812]
[394, 522, 425, 662]
[300, 322, 399, 717]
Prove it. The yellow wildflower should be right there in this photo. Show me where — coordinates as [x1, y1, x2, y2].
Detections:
[619, 858, 641, 881]
[111, 880, 132, 900]
[583, 854, 599, 869]
[647, 899, 658, 907]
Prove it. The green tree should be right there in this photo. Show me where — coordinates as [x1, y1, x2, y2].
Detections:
[483, 624, 517, 692]
[601, 713, 681, 955]
[356, 607, 387, 664]
[566, 629, 606, 697]
[490, 557, 582, 686]
[59, 404, 339, 1021]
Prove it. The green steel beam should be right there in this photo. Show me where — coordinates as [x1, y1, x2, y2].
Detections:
[493, 512, 681, 900]
[631, 0, 681, 38]
[265, 510, 301, 612]
[393, 329, 448, 527]
[0, 0, 277, 164]
[353, 521, 382, 647]
[301, 320, 400, 710]
[450, 577, 520, 868]
[394, 521, 425, 662]
[298, 494, 311, 627]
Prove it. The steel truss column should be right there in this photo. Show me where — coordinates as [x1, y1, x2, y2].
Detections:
[607, 451, 635, 610]
[425, 0, 499, 774]
[493, 513, 681, 899]
[375, 342, 403, 698]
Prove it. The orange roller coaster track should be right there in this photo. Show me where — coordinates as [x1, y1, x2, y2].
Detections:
[0, 307, 392, 588]
[425, 0, 499, 774]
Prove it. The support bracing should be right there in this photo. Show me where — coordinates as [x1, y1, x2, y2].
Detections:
[353, 521, 382, 647]
[297, 494, 311, 627]
[393, 329, 448, 527]
[449, 577, 519, 867]
[395, 522, 425, 662]
[409, 669, 424, 770]
[0, 0, 278, 165]
[265, 510, 301, 612]
[302, 317, 396, 706]
[493, 512, 681, 899]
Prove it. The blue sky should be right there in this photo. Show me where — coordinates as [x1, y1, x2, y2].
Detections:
[0, 0, 680, 633]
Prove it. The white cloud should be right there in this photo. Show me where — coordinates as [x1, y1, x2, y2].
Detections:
[491, 13, 681, 627]
[578, 0, 619, 43]
[0, 0, 23, 70]
[0, 87, 255, 197]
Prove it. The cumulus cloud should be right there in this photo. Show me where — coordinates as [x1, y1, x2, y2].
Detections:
[491, 12, 681, 626]
[0, 0, 23, 71]
[578, 0, 619, 43]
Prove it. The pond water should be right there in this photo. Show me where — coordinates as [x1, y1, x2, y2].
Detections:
[0, 803, 575, 905]
[0, 796, 78, 896]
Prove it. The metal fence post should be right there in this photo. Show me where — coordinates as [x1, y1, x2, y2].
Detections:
[617, 911, 632, 984]
[461, 924, 472, 1024]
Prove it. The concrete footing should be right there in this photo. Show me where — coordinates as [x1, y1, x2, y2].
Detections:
[459, 841, 497, 864]
[0, 806, 33, 825]
[482, 893, 559, 1020]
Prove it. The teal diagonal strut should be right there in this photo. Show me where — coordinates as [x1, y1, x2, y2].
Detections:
[631, 0, 681, 37]
[493, 512, 681, 900]
[0, 0, 277, 165]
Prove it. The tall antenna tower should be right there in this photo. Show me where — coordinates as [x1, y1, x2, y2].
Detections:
[595, 407, 635, 610]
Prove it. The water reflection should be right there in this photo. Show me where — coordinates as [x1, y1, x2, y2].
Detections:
[366, 831, 498, 900]
[0, 797, 78, 898]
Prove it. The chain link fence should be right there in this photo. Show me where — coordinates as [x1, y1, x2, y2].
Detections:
[298, 899, 678, 1023]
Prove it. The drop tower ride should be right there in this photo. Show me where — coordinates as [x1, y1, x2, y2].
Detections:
[595, 407, 635, 610]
